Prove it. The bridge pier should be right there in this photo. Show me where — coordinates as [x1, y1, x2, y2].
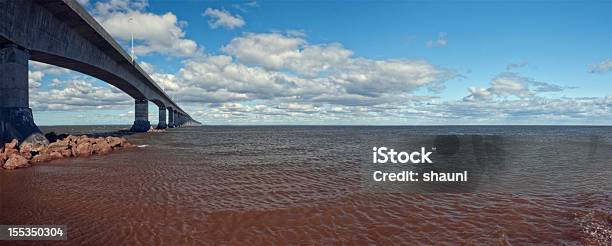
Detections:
[177, 113, 184, 127]
[156, 106, 167, 129]
[167, 107, 175, 128]
[130, 99, 151, 132]
[174, 111, 180, 127]
[0, 44, 48, 146]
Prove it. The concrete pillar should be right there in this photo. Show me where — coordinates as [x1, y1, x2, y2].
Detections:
[174, 111, 180, 127]
[130, 99, 150, 132]
[167, 107, 175, 128]
[156, 106, 167, 129]
[0, 44, 48, 146]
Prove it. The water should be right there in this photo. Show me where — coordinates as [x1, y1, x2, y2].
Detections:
[1, 126, 611, 245]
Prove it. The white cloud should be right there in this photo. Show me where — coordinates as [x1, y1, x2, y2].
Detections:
[222, 33, 305, 69]
[223, 32, 355, 77]
[173, 32, 456, 108]
[489, 74, 532, 98]
[464, 72, 569, 102]
[28, 71, 44, 88]
[93, 0, 199, 57]
[93, 0, 148, 16]
[463, 87, 493, 102]
[203, 8, 245, 29]
[139, 62, 181, 92]
[30, 79, 131, 111]
[589, 59, 612, 74]
[30, 61, 72, 76]
[426, 32, 448, 48]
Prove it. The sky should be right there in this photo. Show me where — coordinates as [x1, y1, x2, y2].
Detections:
[29, 0, 612, 125]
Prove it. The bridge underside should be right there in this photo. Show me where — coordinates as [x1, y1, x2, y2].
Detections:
[0, 0, 200, 145]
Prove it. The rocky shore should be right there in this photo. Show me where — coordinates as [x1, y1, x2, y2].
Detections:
[1, 134, 134, 170]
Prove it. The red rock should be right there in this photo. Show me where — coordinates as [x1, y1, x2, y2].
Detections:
[30, 153, 53, 163]
[3, 148, 17, 160]
[59, 148, 72, 158]
[49, 151, 63, 160]
[75, 142, 92, 157]
[66, 135, 78, 144]
[71, 145, 77, 157]
[30, 143, 47, 154]
[93, 142, 112, 155]
[48, 143, 70, 155]
[3, 154, 29, 170]
[19, 144, 33, 160]
[76, 135, 90, 145]
[48, 140, 69, 149]
[106, 137, 124, 148]
[20, 151, 32, 160]
[5, 139, 18, 150]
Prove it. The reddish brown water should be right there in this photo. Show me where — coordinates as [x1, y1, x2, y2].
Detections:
[1, 126, 611, 245]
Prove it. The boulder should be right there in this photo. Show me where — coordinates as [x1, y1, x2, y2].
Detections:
[75, 142, 93, 157]
[76, 135, 90, 145]
[5, 139, 18, 149]
[65, 135, 78, 146]
[59, 148, 72, 158]
[106, 137, 125, 148]
[2, 148, 18, 160]
[30, 143, 48, 154]
[30, 153, 53, 163]
[3, 154, 30, 170]
[48, 140, 70, 149]
[4, 139, 19, 149]
[49, 151, 63, 160]
[19, 144, 32, 160]
[93, 141, 112, 155]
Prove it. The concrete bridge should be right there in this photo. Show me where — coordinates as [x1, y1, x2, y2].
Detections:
[0, 0, 201, 145]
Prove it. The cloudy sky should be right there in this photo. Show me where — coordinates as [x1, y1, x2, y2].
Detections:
[30, 0, 612, 125]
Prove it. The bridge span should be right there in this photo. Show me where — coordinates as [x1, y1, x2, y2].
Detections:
[0, 0, 201, 146]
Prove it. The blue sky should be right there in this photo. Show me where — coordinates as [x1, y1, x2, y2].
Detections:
[29, 0, 612, 125]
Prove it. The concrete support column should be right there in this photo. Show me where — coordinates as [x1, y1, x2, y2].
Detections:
[130, 99, 151, 132]
[174, 111, 180, 127]
[167, 107, 175, 128]
[0, 44, 48, 146]
[156, 106, 167, 129]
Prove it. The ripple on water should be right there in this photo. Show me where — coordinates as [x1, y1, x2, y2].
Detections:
[2, 126, 611, 245]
